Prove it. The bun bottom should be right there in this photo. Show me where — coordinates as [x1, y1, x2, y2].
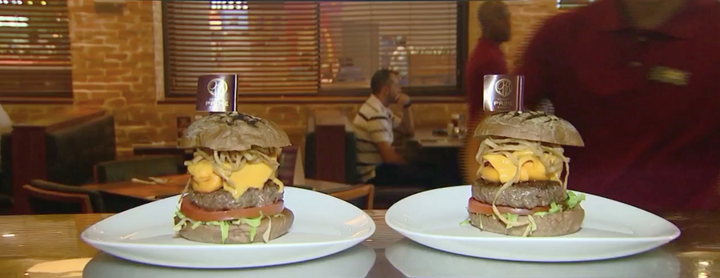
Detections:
[469, 206, 584, 237]
[176, 208, 294, 244]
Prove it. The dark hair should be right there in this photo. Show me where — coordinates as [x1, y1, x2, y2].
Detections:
[478, 0, 508, 26]
[370, 69, 399, 95]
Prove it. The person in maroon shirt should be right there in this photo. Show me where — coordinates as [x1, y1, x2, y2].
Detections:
[516, 0, 720, 213]
[465, 1, 510, 119]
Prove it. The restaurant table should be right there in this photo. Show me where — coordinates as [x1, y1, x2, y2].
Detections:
[1, 210, 719, 277]
[81, 174, 354, 200]
[409, 129, 464, 148]
[131, 144, 194, 163]
[132, 143, 193, 155]
[403, 129, 465, 186]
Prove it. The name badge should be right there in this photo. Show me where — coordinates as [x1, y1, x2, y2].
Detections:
[648, 66, 691, 86]
[196, 75, 237, 112]
[483, 75, 525, 112]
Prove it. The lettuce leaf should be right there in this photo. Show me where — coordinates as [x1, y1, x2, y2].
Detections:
[532, 191, 586, 218]
[219, 221, 229, 243]
[504, 213, 519, 229]
[173, 210, 189, 231]
[549, 202, 563, 214]
[566, 191, 586, 209]
[173, 209, 267, 244]
[528, 215, 537, 232]
[240, 216, 262, 227]
[173, 219, 186, 232]
[234, 215, 263, 241]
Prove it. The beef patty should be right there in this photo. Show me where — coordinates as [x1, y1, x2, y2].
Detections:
[188, 179, 283, 211]
[472, 179, 565, 209]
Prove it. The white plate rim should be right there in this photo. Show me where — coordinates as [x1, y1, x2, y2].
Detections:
[385, 185, 681, 243]
[81, 187, 376, 251]
[82, 244, 378, 277]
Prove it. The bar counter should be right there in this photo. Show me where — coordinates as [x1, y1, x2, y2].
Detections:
[1, 210, 719, 277]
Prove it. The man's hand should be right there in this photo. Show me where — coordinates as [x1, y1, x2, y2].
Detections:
[395, 93, 411, 107]
[393, 92, 415, 136]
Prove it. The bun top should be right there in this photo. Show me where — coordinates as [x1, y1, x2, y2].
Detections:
[473, 111, 584, 147]
[179, 112, 291, 151]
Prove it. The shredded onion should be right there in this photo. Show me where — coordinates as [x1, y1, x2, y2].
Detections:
[521, 224, 532, 237]
[177, 177, 192, 207]
[475, 136, 571, 236]
[262, 216, 272, 243]
[184, 147, 281, 190]
[182, 177, 191, 194]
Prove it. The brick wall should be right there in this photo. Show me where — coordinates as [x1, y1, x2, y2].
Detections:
[3, 0, 559, 157]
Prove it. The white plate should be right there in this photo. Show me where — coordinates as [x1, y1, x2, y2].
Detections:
[385, 185, 680, 262]
[83, 244, 376, 278]
[386, 238, 681, 278]
[81, 187, 375, 269]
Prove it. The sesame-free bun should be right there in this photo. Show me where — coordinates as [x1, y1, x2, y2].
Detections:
[179, 112, 291, 151]
[175, 208, 294, 244]
[469, 206, 585, 237]
[473, 111, 584, 147]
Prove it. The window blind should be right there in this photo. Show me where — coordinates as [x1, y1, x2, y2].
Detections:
[163, 1, 461, 96]
[0, 0, 72, 97]
[319, 1, 457, 90]
[556, 0, 594, 9]
[164, 1, 320, 96]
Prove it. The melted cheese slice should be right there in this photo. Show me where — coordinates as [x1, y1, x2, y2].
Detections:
[186, 158, 284, 199]
[480, 150, 560, 183]
[187, 160, 223, 192]
[223, 161, 284, 199]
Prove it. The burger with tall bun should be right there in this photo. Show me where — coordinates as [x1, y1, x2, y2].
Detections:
[173, 112, 293, 244]
[467, 110, 587, 237]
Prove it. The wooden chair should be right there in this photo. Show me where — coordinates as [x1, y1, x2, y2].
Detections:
[329, 184, 375, 210]
[93, 155, 185, 183]
[277, 146, 298, 186]
[6, 108, 115, 214]
[304, 110, 358, 184]
[23, 183, 99, 214]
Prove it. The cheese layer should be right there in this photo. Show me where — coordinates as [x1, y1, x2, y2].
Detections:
[187, 158, 284, 199]
[480, 150, 560, 183]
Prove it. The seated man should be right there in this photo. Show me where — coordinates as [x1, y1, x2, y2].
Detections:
[352, 69, 436, 187]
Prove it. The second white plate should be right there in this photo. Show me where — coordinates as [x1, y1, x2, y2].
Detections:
[386, 239, 681, 278]
[81, 187, 375, 269]
[385, 185, 680, 262]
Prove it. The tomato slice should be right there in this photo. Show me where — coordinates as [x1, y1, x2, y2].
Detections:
[180, 197, 285, 222]
[467, 197, 550, 216]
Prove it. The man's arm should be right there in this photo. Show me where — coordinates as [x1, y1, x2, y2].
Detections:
[376, 141, 407, 164]
[366, 117, 408, 165]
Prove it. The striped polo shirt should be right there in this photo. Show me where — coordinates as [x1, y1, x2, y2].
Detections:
[352, 94, 402, 182]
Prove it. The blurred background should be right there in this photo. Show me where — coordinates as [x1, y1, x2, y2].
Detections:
[0, 0, 575, 156]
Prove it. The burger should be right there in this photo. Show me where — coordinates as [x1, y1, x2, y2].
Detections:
[172, 112, 294, 244]
[465, 111, 586, 237]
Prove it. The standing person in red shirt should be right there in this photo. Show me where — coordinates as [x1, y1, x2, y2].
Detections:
[465, 1, 511, 119]
[517, 0, 720, 213]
